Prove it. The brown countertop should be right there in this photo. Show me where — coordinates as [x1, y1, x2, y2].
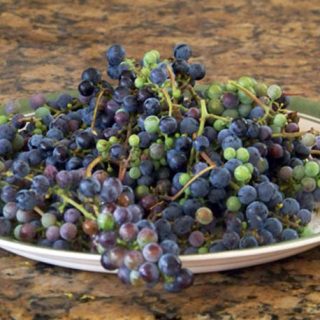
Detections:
[0, 0, 320, 319]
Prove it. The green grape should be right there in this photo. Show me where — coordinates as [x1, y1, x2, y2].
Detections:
[144, 116, 160, 134]
[224, 147, 236, 160]
[301, 177, 316, 192]
[244, 163, 254, 174]
[226, 196, 241, 212]
[129, 167, 141, 180]
[179, 173, 191, 186]
[238, 87, 255, 104]
[208, 99, 224, 115]
[12, 134, 24, 151]
[129, 134, 140, 147]
[134, 77, 145, 88]
[222, 109, 239, 118]
[198, 247, 208, 254]
[225, 82, 238, 92]
[238, 76, 257, 88]
[304, 161, 320, 177]
[301, 133, 316, 147]
[96, 139, 109, 153]
[165, 137, 174, 149]
[238, 104, 252, 117]
[172, 88, 181, 99]
[206, 83, 223, 99]
[270, 124, 281, 134]
[35, 106, 51, 118]
[256, 158, 268, 173]
[293, 165, 305, 181]
[0, 115, 8, 124]
[109, 136, 118, 144]
[267, 84, 282, 100]
[143, 50, 159, 65]
[236, 148, 250, 163]
[213, 119, 227, 131]
[160, 158, 167, 166]
[254, 82, 268, 97]
[234, 165, 252, 182]
[135, 185, 150, 199]
[97, 212, 115, 231]
[273, 114, 287, 127]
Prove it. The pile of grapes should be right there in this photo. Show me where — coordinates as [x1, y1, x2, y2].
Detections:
[1, 43, 320, 292]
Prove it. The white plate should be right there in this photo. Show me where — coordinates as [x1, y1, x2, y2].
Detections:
[1, 114, 320, 273]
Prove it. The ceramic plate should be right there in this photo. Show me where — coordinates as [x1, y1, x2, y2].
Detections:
[1, 114, 320, 273]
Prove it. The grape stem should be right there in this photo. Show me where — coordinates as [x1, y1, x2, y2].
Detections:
[57, 191, 96, 220]
[161, 88, 173, 117]
[118, 151, 133, 182]
[163, 164, 216, 201]
[197, 99, 208, 137]
[85, 155, 103, 177]
[166, 65, 176, 96]
[311, 150, 320, 156]
[34, 206, 44, 217]
[200, 151, 216, 166]
[187, 85, 201, 104]
[91, 89, 106, 135]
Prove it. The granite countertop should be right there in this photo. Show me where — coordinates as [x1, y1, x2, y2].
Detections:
[1, 0, 320, 319]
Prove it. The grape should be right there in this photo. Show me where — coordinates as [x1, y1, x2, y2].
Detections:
[234, 165, 251, 182]
[196, 207, 213, 225]
[179, 117, 199, 135]
[281, 228, 299, 241]
[119, 223, 138, 242]
[0, 218, 12, 236]
[124, 250, 144, 270]
[226, 196, 241, 212]
[60, 223, 77, 241]
[142, 243, 163, 262]
[297, 209, 312, 225]
[264, 218, 283, 237]
[158, 253, 182, 277]
[106, 44, 125, 66]
[304, 161, 319, 177]
[189, 63, 206, 80]
[139, 262, 160, 284]
[173, 44, 192, 60]
[209, 167, 231, 188]
[41, 213, 57, 228]
[280, 198, 300, 216]
[222, 232, 240, 250]
[172, 216, 194, 236]
[239, 235, 258, 248]
[267, 84, 282, 100]
[188, 231, 205, 248]
[301, 133, 316, 147]
[3, 202, 18, 220]
[238, 185, 257, 205]
[190, 178, 209, 197]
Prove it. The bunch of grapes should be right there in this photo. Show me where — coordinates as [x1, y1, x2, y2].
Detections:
[0, 43, 320, 292]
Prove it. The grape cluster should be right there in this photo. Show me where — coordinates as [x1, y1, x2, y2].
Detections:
[0, 43, 320, 292]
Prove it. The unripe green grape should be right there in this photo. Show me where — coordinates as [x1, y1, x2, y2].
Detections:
[301, 177, 316, 192]
[135, 185, 150, 199]
[97, 212, 115, 231]
[144, 116, 160, 134]
[293, 165, 305, 181]
[198, 247, 208, 254]
[225, 82, 238, 92]
[179, 173, 191, 186]
[165, 137, 174, 149]
[172, 88, 181, 99]
[184, 187, 191, 196]
[238, 87, 255, 104]
[270, 124, 281, 134]
[256, 158, 268, 173]
[160, 158, 167, 166]
[129, 167, 141, 180]
[224, 147, 236, 160]
[254, 82, 268, 97]
[238, 76, 257, 88]
[109, 136, 118, 144]
[214, 119, 227, 131]
[222, 109, 239, 118]
[129, 134, 140, 147]
[238, 104, 252, 117]
[35, 106, 51, 118]
[206, 83, 223, 99]
[234, 165, 252, 182]
[208, 99, 224, 115]
[143, 51, 159, 65]
[273, 114, 287, 127]
[226, 196, 241, 212]
[301, 133, 316, 147]
[33, 128, 42, 134]
[134, 77, 145, 88]
[244, 162, 254, 174]
[267, 84, 282, 100]
[153, 160, 161, 170]
[304, 161, 320, 177]
[0, 115, 8, 124]
[236, 148, 250, 162]
[96, 139, 109, 153]
[12, 134, 24, 151]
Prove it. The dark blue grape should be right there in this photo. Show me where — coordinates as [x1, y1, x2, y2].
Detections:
[189, 63, 206, 80]
[222, 231, 240, 250]
[150, 68, 167, 85]
[106, 44, 126, 66]
[81, 67, 101, 84]
[239, 235, 258, 248]
[190, 178, 209, 197]
[32, 175, 50, 194]
[143, 98, 161, 115]
[166, 149, 187, 171]
[15, 190, 37, 211]
[158, 253, 182, 276]
[79, 178, 101, 197]
[281, 228, 299, 241]
[0, 139, 12, 156]
[173, 44, 192, 60]
[238, 185, 257, 205]
[280, 198, 300, 216]
[159, 116, 177, 135]
[264, 218, 283, 237]
[209, 167, 231, 188]
[193, 136, 209, 151]
[179, 117, 199, 135]
[172, 216, 194, 237]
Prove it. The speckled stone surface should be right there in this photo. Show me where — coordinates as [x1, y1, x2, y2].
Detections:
[1, 0, 320, 319]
